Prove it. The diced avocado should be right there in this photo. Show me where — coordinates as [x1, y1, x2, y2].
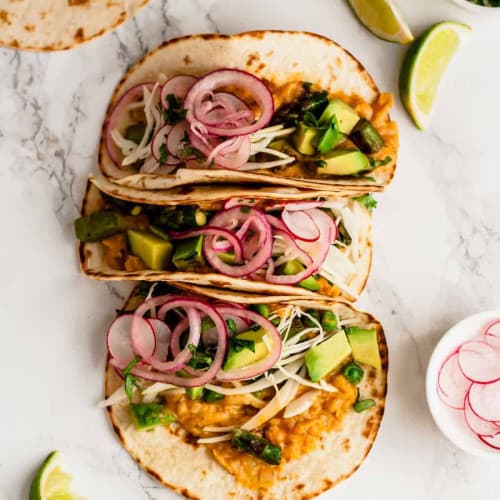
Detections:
[127, 230, 173, 270]
[319, 99, 360, 134]
[223, 329, 270, 372]
[305, 330, 352, 382]
[345, 327, 381, 369]
[172, 236, 204, 270]
[317, 117, 343, 154]
[293, 122, 319, 156]
[125, 123, 146, 144]
[318, 149, 370, 176]
[186, 386, 204, 400]
[281, 260, 320, 292]
[349, 119, 384, 154]
[130, 402, 176, 431]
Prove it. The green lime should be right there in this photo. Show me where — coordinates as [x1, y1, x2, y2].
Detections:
[347, 0, 414, 44]
[399, 21, 472, 130]
[29, 451, 84, 500]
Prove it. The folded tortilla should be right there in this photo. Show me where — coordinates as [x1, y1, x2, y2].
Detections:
[105, 285, 388, 500]
[99, 30, 398, 192]
[0, 0, 149, 51]
[80, 175, 373, 300]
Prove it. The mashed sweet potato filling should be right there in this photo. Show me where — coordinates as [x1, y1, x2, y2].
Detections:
[165, 373, 357, 490]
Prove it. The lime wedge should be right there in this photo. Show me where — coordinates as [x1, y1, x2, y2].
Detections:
[29, 451, 85, 500]
[399, 21, 471, 130]
[347, 0, 414, 44]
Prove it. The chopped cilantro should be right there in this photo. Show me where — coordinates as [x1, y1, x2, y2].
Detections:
[240, 206, 251, 214]
[226, 318, 238, 335]
[159, 143, 169, 165]
[352, 194, 377, 212]
[228, 336, 255, 354]
[123, 355, 142, 401]
[187, 344, 213, 370]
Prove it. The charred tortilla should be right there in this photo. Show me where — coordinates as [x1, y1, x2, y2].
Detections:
[78, 176, 373, 301]
[105, 285, 388, 500]
[0, 0, 149, 51]
[99, 30, 398, 192]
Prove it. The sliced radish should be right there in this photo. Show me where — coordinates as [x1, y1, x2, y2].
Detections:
[437, 351, 471, 409]
[107, 314, 135, 368]
[166, 121, 190, 159]
[468, 380, 500, 422]
[478, 433, 500, 450]
[147, 318, 171, 362]
[160, 75, 197, 110]
[130, 315, 156, 360]
[464, 393, 500, 437]
[282, 209, 320, 242]
[458, 340, 500, 383]
[485, 320, 500, 349]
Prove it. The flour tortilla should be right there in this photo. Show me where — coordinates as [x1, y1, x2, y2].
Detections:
[99, 30, 397, 192]
[0, 0, 149, 51]
[105, 287, 388, 500]
[80, 176, 373, 300]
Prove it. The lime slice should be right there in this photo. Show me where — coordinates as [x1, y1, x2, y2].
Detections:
[29, 451, 84, 500]
[399, 21, 472, 130]
[347, 0, 414, 44]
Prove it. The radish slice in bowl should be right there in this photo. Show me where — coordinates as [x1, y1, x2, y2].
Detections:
[468, 380, 500, 422]
[458, 340, 500, 383]
[485, 320, 500, 349]
[437, 351, 471, 410]
[464, 393, 500, 437]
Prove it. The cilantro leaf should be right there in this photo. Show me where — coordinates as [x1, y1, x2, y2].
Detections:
[228, 336, 255, 354]
[352, 194, 377, 212]
[123, 355, 142, 402]
[369, 156, 392, 168]
[187, 344, 213, 370]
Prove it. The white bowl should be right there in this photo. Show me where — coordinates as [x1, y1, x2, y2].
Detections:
[452, 0, 500, 14]
[426, 310, 500, 458]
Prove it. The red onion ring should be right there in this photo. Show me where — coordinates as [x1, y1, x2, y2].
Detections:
[282, 209, 320, 242]
[203, 207, 273, 277]
[105, 82, 154, 168]
[215, 307, 282, 381]
[151, 124, 182, 165]
[169, 226, 244, 263]
[184, 69, 274, 136]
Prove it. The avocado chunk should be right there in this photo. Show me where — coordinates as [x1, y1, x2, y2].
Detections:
[186, 386, 204, 400]
[345, 327, 381, 369]
[293, 122, 319, 156]
[223, 329, 270, 372]
[319, 99, 360, 134]
[127, 230, 173, 270]
[172, 236, 204, 270]
[281, 260, 320, 291]
[349, 119, 384, 154]
[318, 149, 370, 176]
[317, 117, 343, 154]
[305, 330, 352, 382]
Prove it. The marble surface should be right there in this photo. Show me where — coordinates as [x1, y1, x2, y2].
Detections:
[1, 0, 500, 498]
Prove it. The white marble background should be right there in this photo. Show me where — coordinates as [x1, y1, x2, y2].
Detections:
[1, 0, 499, 498]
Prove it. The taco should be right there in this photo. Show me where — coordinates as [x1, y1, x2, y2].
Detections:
[99, 31, 399, 192]
[102, 283, 388, 500]
[76, 175, 374, 300]
[0, 0, 149, 51]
